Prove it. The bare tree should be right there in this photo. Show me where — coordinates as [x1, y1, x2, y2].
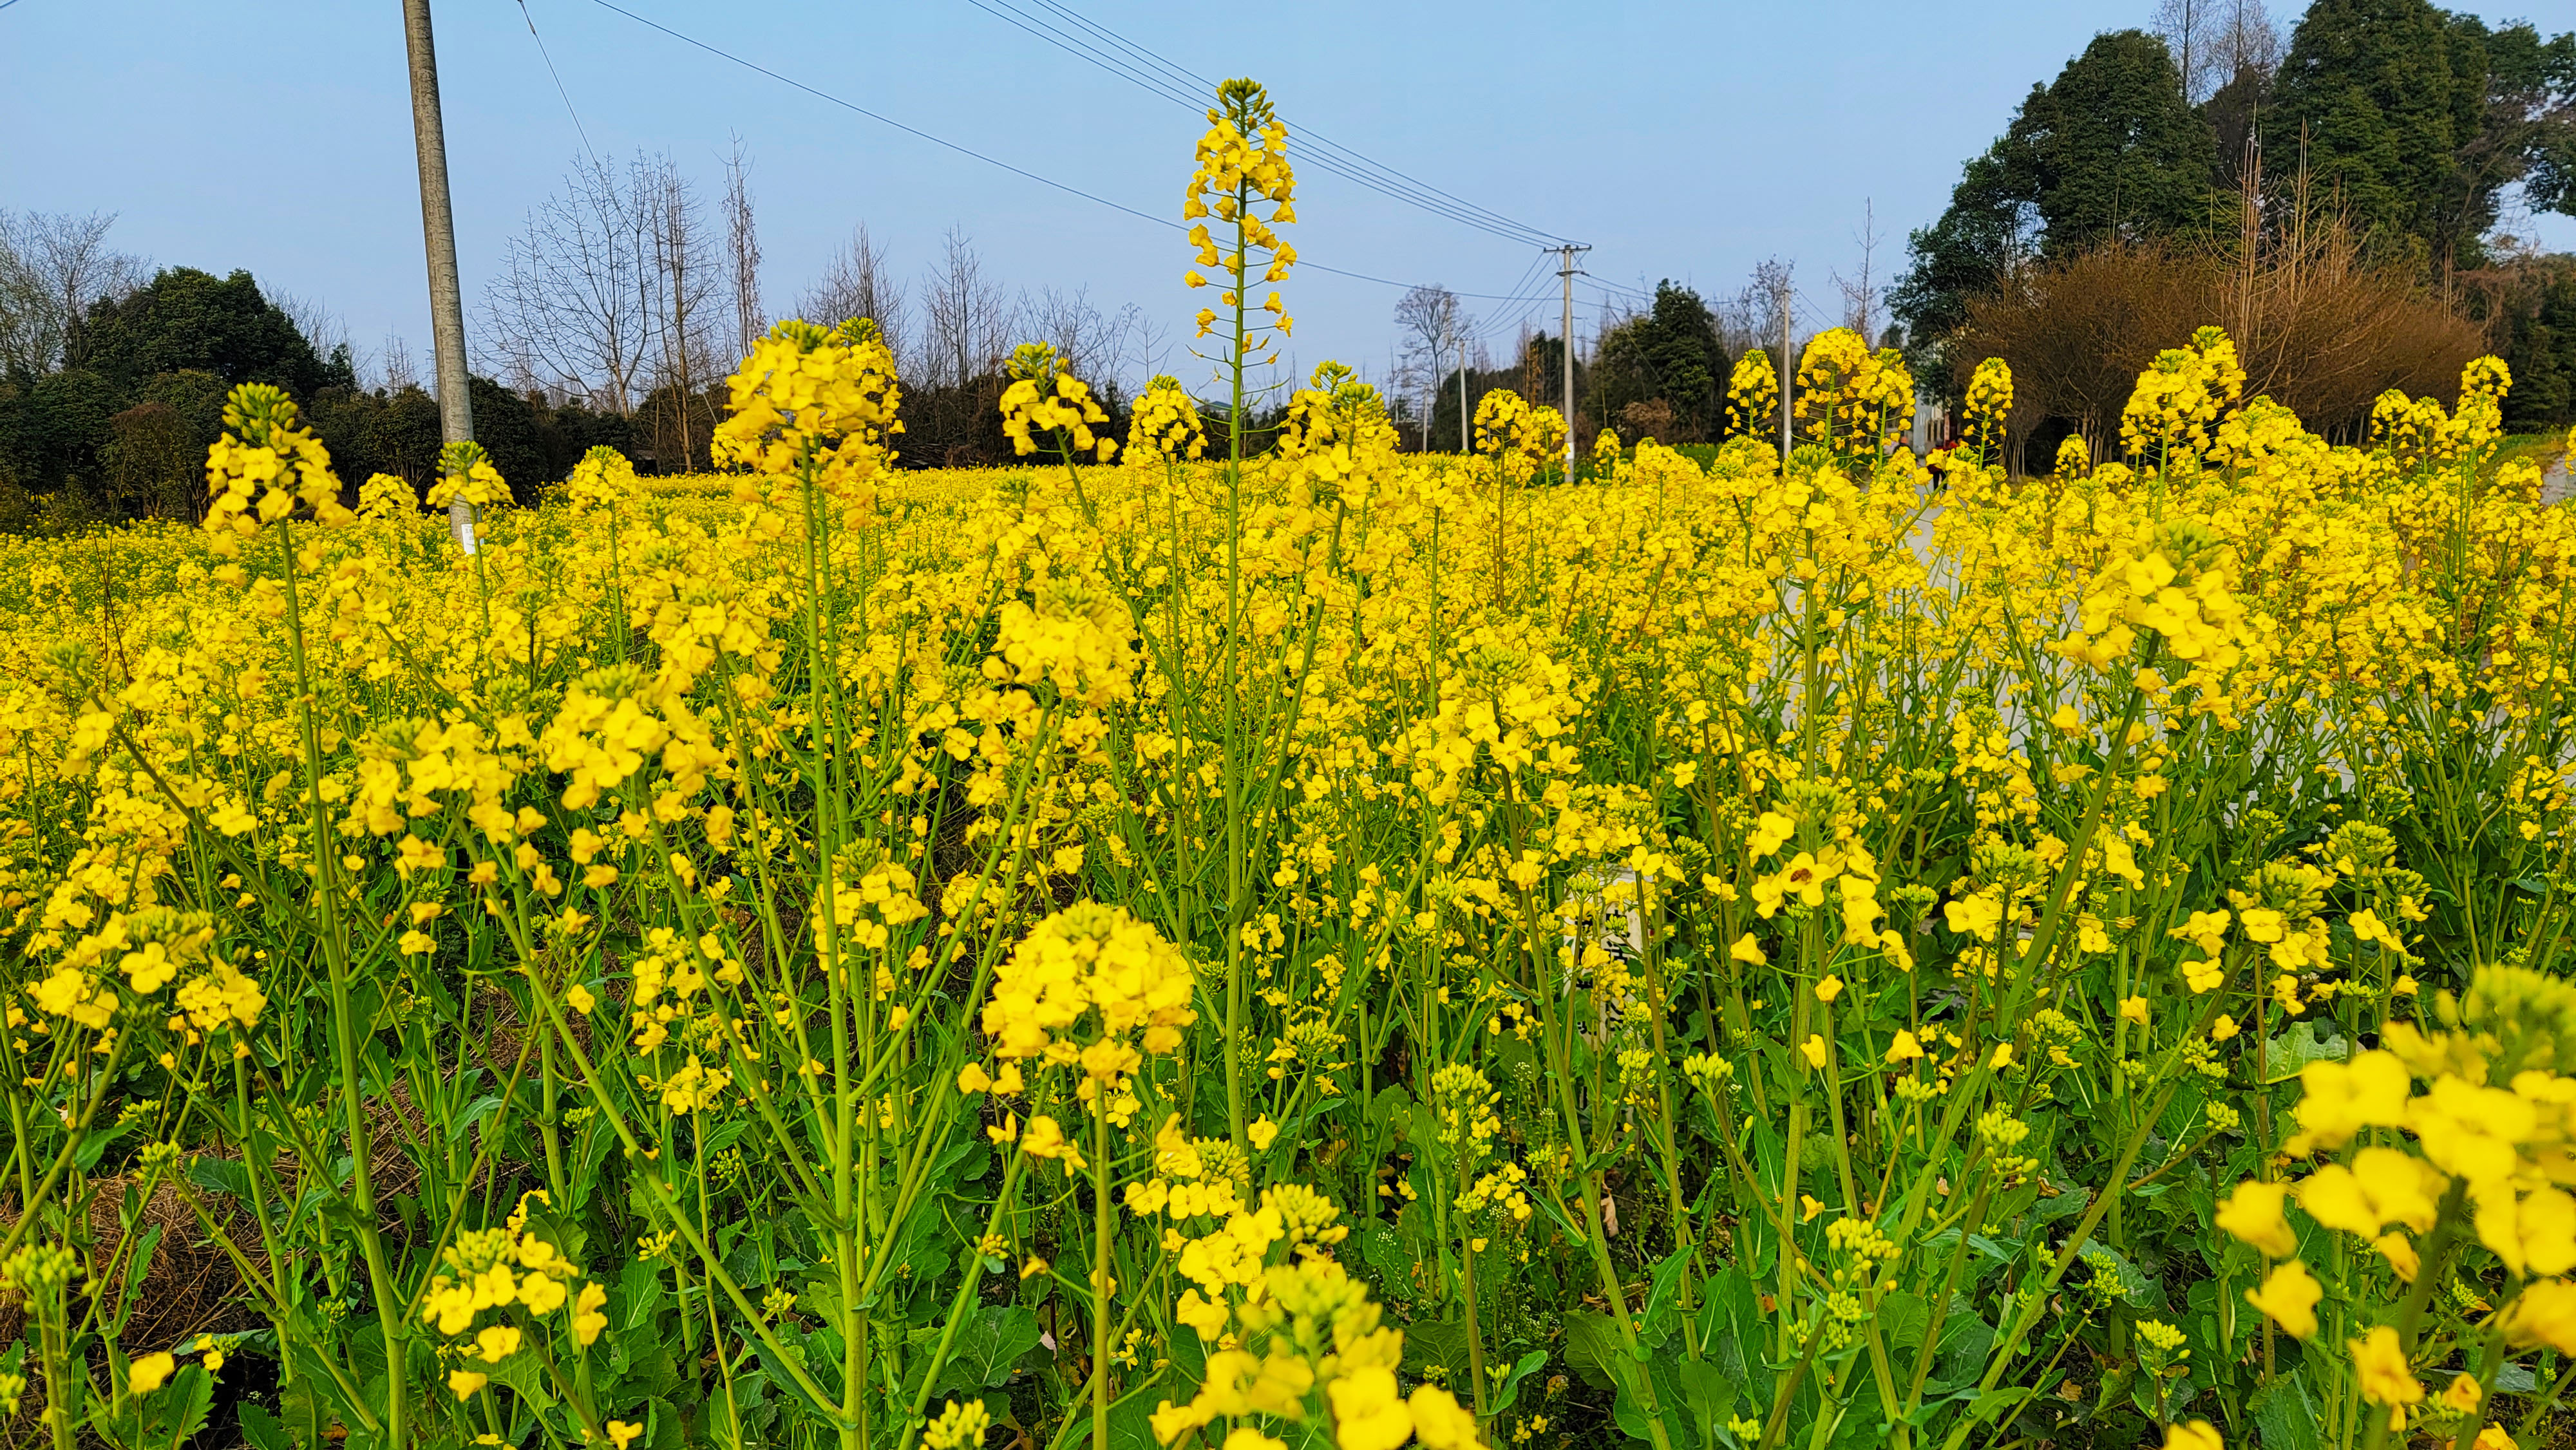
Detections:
[1394, 284, 1461, 450]
[274, 290, 363, 386]
[2219, 0, 2280, 81]
[2155, 0, 2213, 104]
[643, 152, 720, 464]
[1834, 201, 1886, 346]
[2157, 0, 2273, 104]
[799, 223, 908, 366]
[1720, 258, 1794, 361]
[723, 133, 763, 363]
[0, 209, 144, 378]
[1128, 312, 1173, 387]
[1030, 285, 1143, 397]
[383, 331, 422, 392]
[481, 155, 657, 413]
[919, 227, 1014, 390]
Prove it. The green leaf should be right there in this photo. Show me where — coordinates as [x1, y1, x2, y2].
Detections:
[2250, 1367, 2320, 1450]
[91, 1363, 219, 1450]
[1696, 1267, 1774, 1406]
[1964, 1233, 2020, 1266]
[1877, 1291, 1931, 1357]
[74, 1118, 136, 1174]
[2263, 1020, 2349, 1084]
[1671, 1357, 1735, 1442]
[645, 1395, 685, 1450]
[238, 1403, 291, 1450]
[1639, 1248, 1692, 1348]
[1168, 1319, 1208, 1386]
[1368, 1085, 1416, 1135]
[1560, 1311, 1625, 1394]
[1359, 1222, 1413, 1297]
[930, 1306, 1042, 1395]
[486, 1351, 560, 1413]
[1399, 1317, 1476, 1388]
[450, 1093, 506, 1143]
[1569, 1312, 1687, 1447]
[185, 1156, 252, 1200]
[1106, 1391, 1164, 1450]
[1490, 1350, 1549, 1417]
[2031, 1188, 2089, 1226]
[1620, 1355, 1707, 1450]
[1961, 1386, 2032, 1429]
[621, 1252, 667, 1332]
[1531, 1180, 1588, 1246]
[118, 1224, 164, 1312]
[1927, 1314, 1994, 1397]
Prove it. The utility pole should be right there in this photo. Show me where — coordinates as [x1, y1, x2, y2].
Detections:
[1776, 269, 1794, 464]
[1428, 315, 1443, 454]
[402, 0, 477, 551]
[1556, 243, 1588, 475]
[1459, 329, 1468, 454]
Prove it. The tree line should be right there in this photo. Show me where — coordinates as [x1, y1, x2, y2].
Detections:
[1891, 0, 2576, 464]
[1387, 265, 1789, 455]
[1381, 0, 2575, 471]
[11, 2, 2572, 525]
[0, 140, 1193, 530]
[0, 242, 655, 531]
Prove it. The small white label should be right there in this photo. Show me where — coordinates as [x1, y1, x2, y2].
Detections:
[459, 520, 478, 556]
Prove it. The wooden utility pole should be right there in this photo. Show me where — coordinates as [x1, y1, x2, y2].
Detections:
[402, 0, 477, 550]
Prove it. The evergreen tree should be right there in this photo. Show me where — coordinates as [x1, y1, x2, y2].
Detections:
[1893, 31, 2215, 353]
[2480, 22, 2576, 223]
[1887, 154, 2032, 346]
[70, 266, 327, 399]
[2016, 30, 2220, 247]
[2274, 0, 2482, 268]
[1593, 282, 1727, 441]
[2503, 267, 2576, 430]
[2275, 1, 2576, 271]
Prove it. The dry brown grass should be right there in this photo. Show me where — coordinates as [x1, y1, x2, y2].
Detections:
[1958, 217, 2488, 469]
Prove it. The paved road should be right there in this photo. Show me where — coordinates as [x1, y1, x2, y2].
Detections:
[2548, 455, 2572, 506]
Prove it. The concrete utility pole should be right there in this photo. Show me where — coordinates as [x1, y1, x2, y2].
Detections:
[1459, 330, 1468, 454]
[402, 0, 477, 551]
[1556, 243, 1588, 475]
[1777, 270, 1794, 464]
[1427, 319, 1443, 453]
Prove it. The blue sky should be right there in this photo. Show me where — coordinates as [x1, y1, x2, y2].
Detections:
[4, 0, 2570, 394]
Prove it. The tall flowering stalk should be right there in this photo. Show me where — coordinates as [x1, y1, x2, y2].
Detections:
[1184, 77, 1296, 1151]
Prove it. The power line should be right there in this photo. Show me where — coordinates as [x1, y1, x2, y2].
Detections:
[1303, 255, 1548, 301]
[971, 0, 1573, 250]
[581, 0, 1550, 301]
[1450, 248, 1557, 336]
[1584, 274, 1656, 302]
[516, 0, 600, 165]
[587, 0, 1182, 232]
[961, 0, 1546, 245]
[1016, 0, 1555, 243]
[1455, 252, 1555, 344]
[1490, 250, 1555, 314]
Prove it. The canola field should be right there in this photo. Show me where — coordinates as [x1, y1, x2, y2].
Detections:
[8, 77, 2576, 1450]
